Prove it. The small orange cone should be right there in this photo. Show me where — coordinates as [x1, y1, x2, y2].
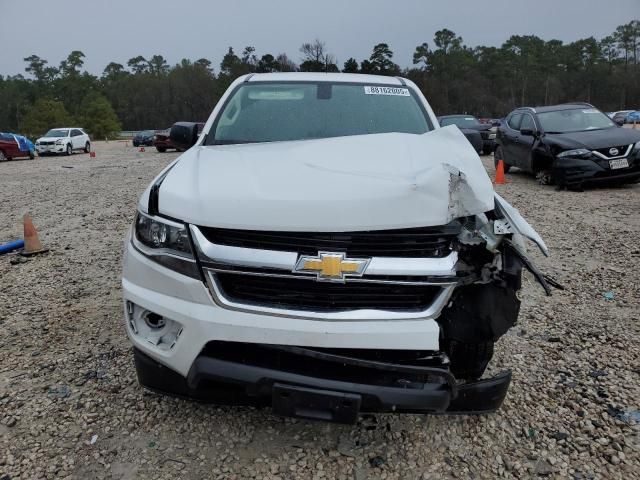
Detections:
[494, 159, 507, 185]
[21, 213, 48, 256]
[90, 151, 96, 158]
[139, 147, 145, 152]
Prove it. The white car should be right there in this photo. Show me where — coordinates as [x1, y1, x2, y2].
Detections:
[122, 73, 554, 423]
[35, 128, 91, 156]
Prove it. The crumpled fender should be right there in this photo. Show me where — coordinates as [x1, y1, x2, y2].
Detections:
[493, 193, 548, 257]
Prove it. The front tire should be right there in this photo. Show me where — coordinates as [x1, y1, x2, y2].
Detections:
[66, 144, 72, 156]
[494, 146, 511, 173]
[156, 146, 166, 153]
[84, 142, 91, 153]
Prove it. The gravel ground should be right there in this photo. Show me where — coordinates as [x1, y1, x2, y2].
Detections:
[1, 141, 639, 480]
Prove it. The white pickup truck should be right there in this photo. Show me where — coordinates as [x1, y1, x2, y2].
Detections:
[122, 72, 553, 423]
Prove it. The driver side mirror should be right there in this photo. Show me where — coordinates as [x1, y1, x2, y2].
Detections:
[520, 128, 537, 137]
[170, 122, 200, 150]
[613, 118, 624, 126]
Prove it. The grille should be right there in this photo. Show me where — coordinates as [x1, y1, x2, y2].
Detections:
[199, 223, 461, 258]
[594, 144, 631, 158]
[214, 272, 442, 312]
[39, 141, 55, 145]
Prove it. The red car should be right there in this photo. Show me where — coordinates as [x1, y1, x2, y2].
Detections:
[0, 133, 35, 161]
[153, 123, 204, 152]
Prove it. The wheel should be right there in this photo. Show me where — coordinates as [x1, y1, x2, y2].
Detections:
[156, 146, 167, 153]
[535, 169, 554, 185]
[66, 143, 72, 156]
[493, 146, 511, 173]
[0, 150, 6, 161]
[444, 339, 494, 381]
[84, 142, 91, 153]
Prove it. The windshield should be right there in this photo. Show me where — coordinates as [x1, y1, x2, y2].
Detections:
[206, 82, 431, 145]
[439, 116, 479, 128]
[538, 108, 615, 133]
[44, 129, 68, 137]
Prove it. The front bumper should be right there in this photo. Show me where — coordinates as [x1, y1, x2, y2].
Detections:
[123, 231, 512, 421]
[36, 144, 66, 154]
[134, 347, 511, 423]
[553, 156, 640, 187]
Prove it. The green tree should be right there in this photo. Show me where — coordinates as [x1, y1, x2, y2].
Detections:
[127, 56, 149, 74]
[59, 50, 85, 77]
[77, 93, 122, 139]
[22, 99, 73, 138]
[342, 58, 359, 73]
[148, 55, 169, 76]
[368, 43, 400, 75]
[257, 54, 278, 73]
[412, 42, 429, 69]
[23, 55, 58, 82]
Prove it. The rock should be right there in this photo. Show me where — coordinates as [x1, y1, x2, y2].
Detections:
[551, 431, 569, 441]
[534, 460, 554, 476]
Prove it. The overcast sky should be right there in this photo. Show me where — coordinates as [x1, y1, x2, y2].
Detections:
[1, 0, 638, 76]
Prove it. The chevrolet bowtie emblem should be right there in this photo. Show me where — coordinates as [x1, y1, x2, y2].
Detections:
[294, 252, 370, 282]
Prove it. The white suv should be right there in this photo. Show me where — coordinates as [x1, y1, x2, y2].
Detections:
[35, 128, 91, 156]
[122, 73, 555, 423]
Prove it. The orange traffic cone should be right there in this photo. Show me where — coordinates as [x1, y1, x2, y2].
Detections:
[139, 147, 145, 152]
[494, 159, 507, 185]
[21, 213, 48, 256]
[89, 151, 96, 158]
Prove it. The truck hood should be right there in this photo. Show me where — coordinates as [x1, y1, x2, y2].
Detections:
[155, 126, 495, 231]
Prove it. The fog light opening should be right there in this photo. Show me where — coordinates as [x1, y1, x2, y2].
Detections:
[143, 311, 166, 329]
[126, 302, 184, 351]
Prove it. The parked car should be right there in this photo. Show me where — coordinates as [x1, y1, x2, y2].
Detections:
[438, 115, 496, 155]
[437, 117, 483, 153]
[123, 72, 555, 423]
[626, 111, 640, 124]
[35, 128, 91, 156]
[153, 123, 204, 152]
[495, 103, 640, 189]
[0, 132, 35, 161]
[132, 130, 156, 147]
[609, 110, 635, 125]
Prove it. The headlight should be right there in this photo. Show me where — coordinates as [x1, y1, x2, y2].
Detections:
[556, 148, 591, 159]
[132, 211, 199, 278]
[634, 141, 640, 152]
[55, 139, 64, 144]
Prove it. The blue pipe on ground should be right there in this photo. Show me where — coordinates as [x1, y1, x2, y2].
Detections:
[0, 239, 24, 255]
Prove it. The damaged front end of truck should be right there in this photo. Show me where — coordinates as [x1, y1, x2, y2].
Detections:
[127, 126, 558, 422]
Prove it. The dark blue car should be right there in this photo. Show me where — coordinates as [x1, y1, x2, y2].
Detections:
[132, 130, 156, 147]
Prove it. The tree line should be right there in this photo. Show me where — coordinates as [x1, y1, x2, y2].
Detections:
[0, 20, 638, 139]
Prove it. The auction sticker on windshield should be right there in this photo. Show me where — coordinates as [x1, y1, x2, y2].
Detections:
[364, 86, 410, 96]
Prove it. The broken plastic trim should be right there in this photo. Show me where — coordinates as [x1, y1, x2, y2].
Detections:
[501, 239, 552, 296]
